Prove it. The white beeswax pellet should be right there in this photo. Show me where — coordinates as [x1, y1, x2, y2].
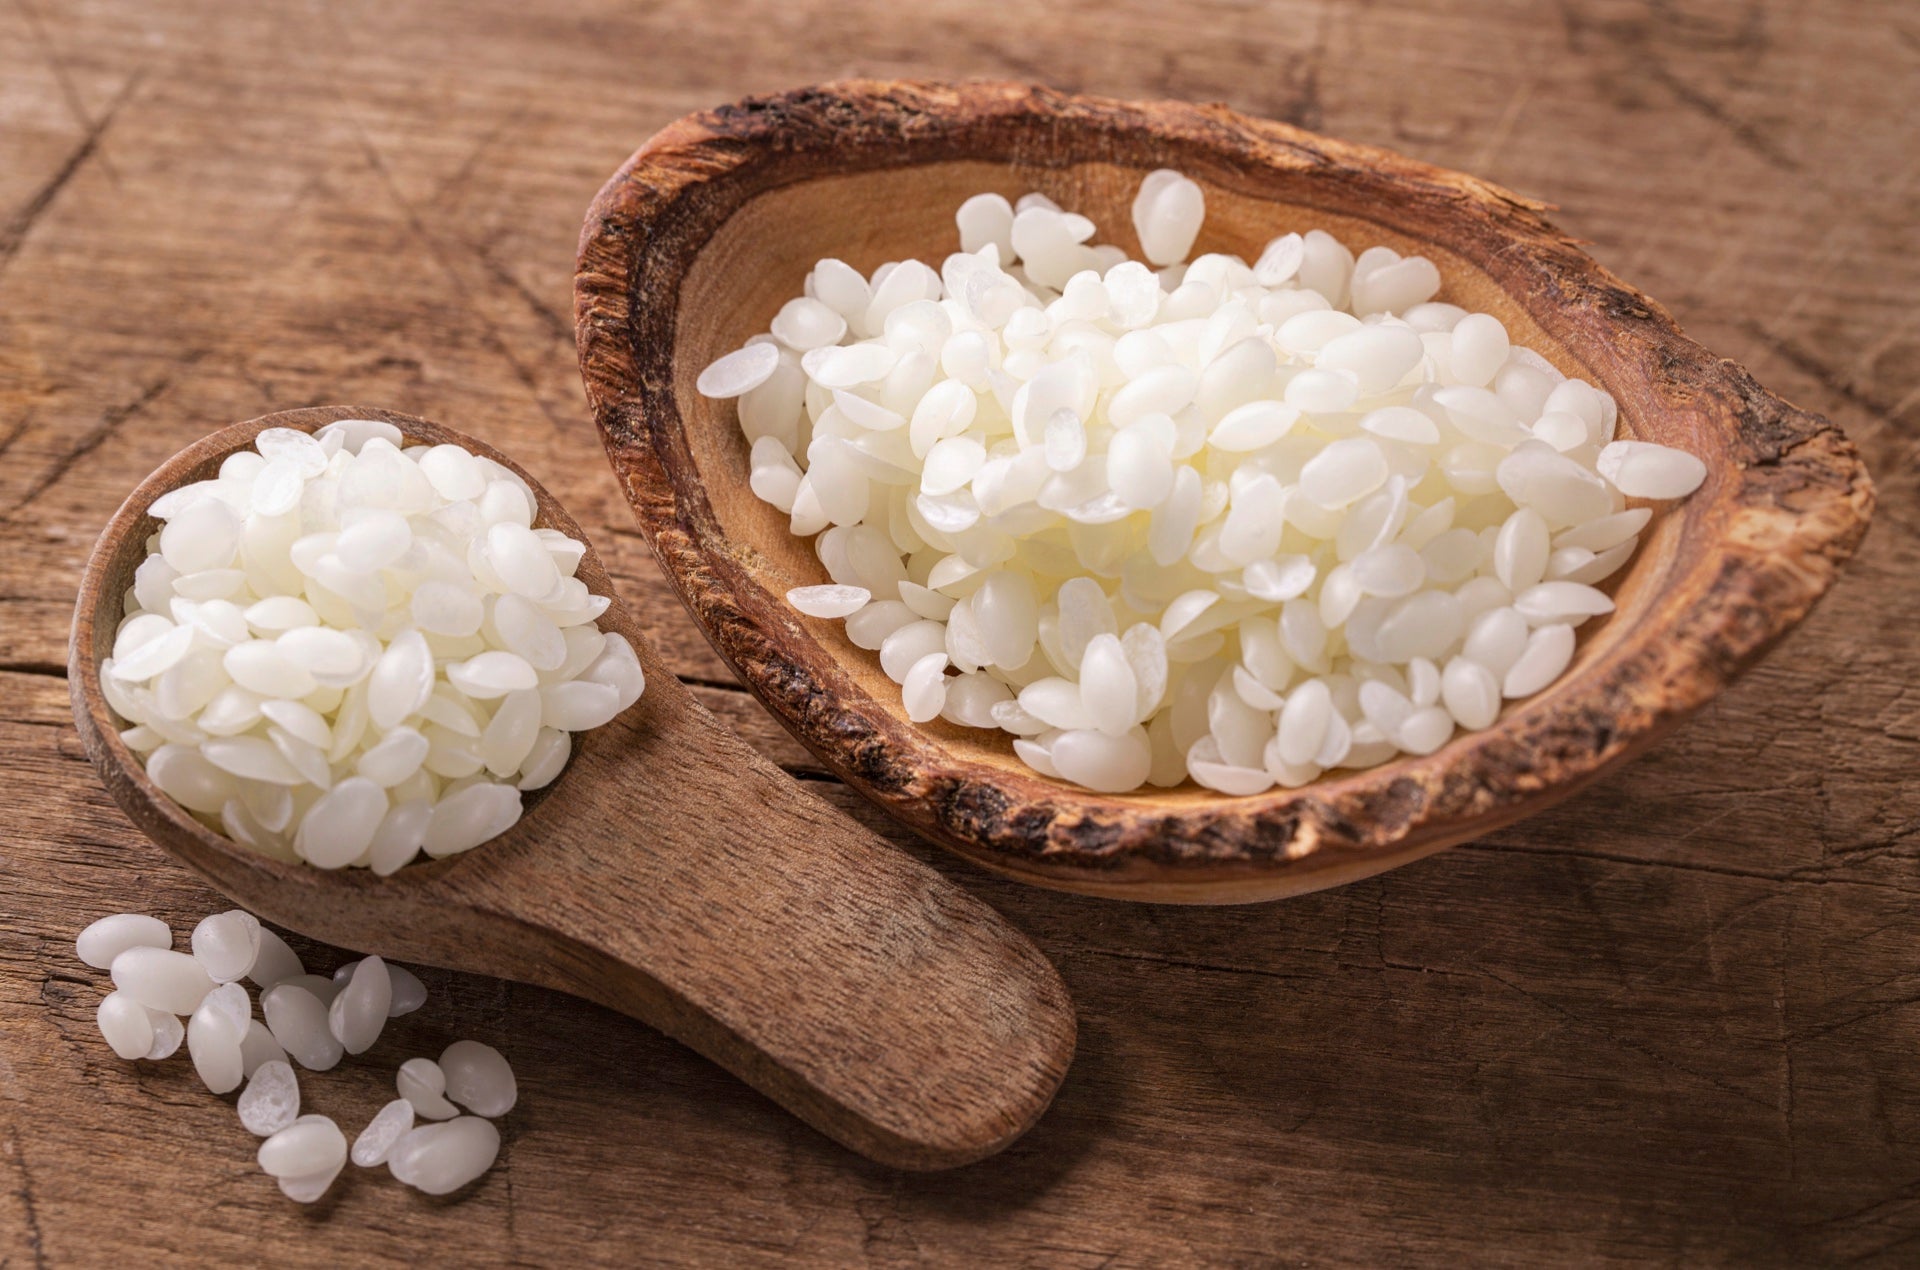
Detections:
[111, 947, 215, 1016]
[694, 171, 1704, 799]
[327, 955, 392, 1055]
[104, 426, 647, 871]
[440, 1040, 517, 1118]
[77, 914, 171, 970]
[352, 1099, 417, 1168]
[397, 1057, 460, 1120]
[238, 1060, 301, 1137]
[190, 909, 261, 983]
[97, 991, 156, 1060]
[259, 1115, 347, 1202]
[261, 983, 343, 1072]
[387, 1117, 501, 1196]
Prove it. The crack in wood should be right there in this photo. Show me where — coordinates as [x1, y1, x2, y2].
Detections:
[1788, 993, 1920, 1045]
[342, 122, 575, 437]
[1740, 319, 1912, 424]
[0, 412, 32, 464]
[1558, 0, 1800, 173]
[0, 662, 66, 680]
[679, 672, 746, 693]
[471, 243, 573, 346]
[7, 1132, 49, 1270]
[1057, 945, 1324, 983]
[0, 70, 143, 280]
[1476, 962, 1780, 1112]
[5, 358, 200, 519]
[11, 0, 95, 151]
[1646, 69, 1798, 172]
[1462, 841, 1920, 897]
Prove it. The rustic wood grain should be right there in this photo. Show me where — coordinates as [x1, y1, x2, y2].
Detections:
[2, 0, 1917, 1263]
[576, 79, 1869, 903]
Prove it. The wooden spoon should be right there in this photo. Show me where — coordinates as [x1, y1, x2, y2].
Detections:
[575, 79, 1874, 904]
[69, 404, 1075, 1171]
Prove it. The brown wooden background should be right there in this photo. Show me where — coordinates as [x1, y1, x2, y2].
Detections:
[3, 0, 1917, 1264]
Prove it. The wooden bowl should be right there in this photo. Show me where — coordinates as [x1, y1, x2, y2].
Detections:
[574, 80, 1873, 904]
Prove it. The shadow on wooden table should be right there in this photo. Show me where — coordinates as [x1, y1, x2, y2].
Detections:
[10, 553, 1917, 1262]
[789, 574, 1919, 1260]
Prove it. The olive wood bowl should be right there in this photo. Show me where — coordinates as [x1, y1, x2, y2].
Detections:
[575, 80, 1873, 904]
[70, 405, 1075, 1169]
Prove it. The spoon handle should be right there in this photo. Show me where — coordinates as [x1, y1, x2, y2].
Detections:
[443, 612, 1075, 1169]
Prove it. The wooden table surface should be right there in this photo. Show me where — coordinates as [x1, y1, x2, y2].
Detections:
[3, 0, 1916, 1264]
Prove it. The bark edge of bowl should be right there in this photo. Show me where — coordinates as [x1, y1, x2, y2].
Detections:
[574, 79, 1873, 904]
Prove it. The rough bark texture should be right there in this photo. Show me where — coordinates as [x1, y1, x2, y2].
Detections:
[3, 0, 1918, 1263]
[576, 80, 1870, 901]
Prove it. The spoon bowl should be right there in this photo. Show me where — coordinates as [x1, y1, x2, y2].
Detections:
[576, 80, 1873, 903]
[70, 404, 1075, 1170]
